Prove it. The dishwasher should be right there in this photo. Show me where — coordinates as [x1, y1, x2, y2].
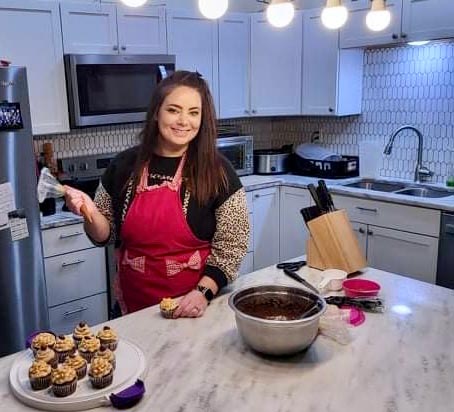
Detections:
[436, 212, 454, 289]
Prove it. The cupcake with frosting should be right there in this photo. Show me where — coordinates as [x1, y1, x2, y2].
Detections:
[96, 326, 118, 351]
[160, 297, 179, 319]
[94, 347, 116, 370]
[29, 360, 52, 390]
[72, 322, 92, 345]
[78, 335, 101, 363]
[89, 357, 114, 389]
[31, 332, 56, 355]
[64, 353, 88, 380]
[35, 345, 58, 369]
[54, 335, 76, 363]
[51, 365, 77, 397]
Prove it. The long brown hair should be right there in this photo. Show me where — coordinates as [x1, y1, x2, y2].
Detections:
[131, 71, 228, 205]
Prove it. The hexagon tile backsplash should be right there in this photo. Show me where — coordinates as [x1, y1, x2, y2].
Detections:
[34, 41, 454, 183]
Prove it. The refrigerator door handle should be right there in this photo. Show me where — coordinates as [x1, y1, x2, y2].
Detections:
[63, 306, 88, 317]
[59, 231, 84, 239]
[61, 259, 85, 268]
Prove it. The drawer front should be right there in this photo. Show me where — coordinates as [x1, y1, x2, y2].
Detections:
[42, 223, 93, 257]
[49, 293, 108, 335]
[332, 195, 440, 237]
[45, 248, 107, 307]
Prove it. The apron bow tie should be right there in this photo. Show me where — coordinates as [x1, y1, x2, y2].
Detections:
[166, 251, 202, 277]
[122, 250, 146, 273]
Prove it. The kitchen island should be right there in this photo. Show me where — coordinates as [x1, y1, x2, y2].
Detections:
[1, 264, 453, 412]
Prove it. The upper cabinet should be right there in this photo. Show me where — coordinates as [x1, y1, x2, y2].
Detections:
[218, 13, 250, 119]
[302, 8, 363, 116]
[0, 0, 69, 135]
[250, 11, 303, 116]
[341, 0, 454, 48]
[60, 1, 167, 54]
[166, 9, 219, 112]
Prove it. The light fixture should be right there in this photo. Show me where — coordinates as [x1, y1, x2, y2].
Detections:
[257, 0, 295, 28]
[120, 0, 147, 7]
[198, 0, 229, 20]
[408, 40, 430, 46]
[366, 0, 391, 32]
[321, 0, 348, 30]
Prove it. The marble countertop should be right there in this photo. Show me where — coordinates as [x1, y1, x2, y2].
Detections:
[2, 264, 454, 411]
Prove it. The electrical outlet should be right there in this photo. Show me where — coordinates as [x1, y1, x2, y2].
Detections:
[311, 130, 323, 143]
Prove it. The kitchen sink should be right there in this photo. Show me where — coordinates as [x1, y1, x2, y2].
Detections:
[343, 179, 406, 192]
[393, 187, 454, 198]
[342, 179, 454, 198]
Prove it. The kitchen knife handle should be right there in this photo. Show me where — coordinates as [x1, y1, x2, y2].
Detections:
[307, 184, 325, 213]
[318, 180, 336, 212]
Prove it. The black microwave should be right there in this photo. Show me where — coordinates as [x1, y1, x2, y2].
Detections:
[64, 54, 175, 128]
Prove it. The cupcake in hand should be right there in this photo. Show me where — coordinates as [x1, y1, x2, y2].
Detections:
[96, 326, 118, 351]
[72, 322, 92, 345]
[94, 347, 116, 370]
[31, 332, 56, 355]
[54, 335, 76, 363]
[51, 365, 77, 397]
[160, 297, 179, 319]
[29, 360, 52, 391]
[78, 335, 101, 363]
[89, 357, 114, 389]
[64, 353, 88, 380]
[35, 345, 58, 369]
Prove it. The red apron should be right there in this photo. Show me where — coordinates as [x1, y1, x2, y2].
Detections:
[116, 155, 211, 314]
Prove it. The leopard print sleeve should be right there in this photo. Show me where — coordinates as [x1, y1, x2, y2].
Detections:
[204, 188, 250, 284]
[88, 182, 115, 246]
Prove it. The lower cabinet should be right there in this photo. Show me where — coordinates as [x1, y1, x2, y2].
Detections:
[42, 223, 108, 334]
[239, 251, 254, 276]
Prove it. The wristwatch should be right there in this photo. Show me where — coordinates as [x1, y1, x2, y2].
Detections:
[196, 285, 214, 303]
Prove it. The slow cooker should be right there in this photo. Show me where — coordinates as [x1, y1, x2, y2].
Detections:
[253, 148, 291, 175]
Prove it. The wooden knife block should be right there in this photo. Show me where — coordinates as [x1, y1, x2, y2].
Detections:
[306, 209, 366, 274]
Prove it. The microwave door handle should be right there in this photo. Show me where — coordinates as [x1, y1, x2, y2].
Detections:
[157, 65, 168, 81]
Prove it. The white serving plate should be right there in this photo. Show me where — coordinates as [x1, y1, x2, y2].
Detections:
[9, 339, 146, 411]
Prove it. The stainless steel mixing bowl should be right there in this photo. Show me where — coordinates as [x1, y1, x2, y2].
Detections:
[228, 285, 326, 356]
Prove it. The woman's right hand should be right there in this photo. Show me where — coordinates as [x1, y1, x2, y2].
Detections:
[63, 185, 97, 219]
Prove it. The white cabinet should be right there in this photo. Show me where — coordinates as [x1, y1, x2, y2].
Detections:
[341, 0, 454, 48]
[166, 9, 219, 110]
[401, 0, 454, 42]
[250, 11, 303, 116]
[333, 194, 440, 283]
[302, 9, 363, 116]
[251, 187, 280, 270]
[279, 187, 311, 262]
[218, 13, 250, 119]
[42, 223, 108, 334]
[60, 2, 167, 54]
[0, 0, 69, 135]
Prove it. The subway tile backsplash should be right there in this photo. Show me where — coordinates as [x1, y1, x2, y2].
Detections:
[35, 40, 454, 183]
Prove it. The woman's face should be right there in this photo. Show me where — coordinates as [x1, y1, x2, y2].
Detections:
[156, 86, 202, 156]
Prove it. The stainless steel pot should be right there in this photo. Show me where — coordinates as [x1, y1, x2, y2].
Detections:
[253, 149, 290, 174]
[228, 285, 326, 356]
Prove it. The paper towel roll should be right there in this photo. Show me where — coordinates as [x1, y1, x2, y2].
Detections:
[359, 141, 382, 178]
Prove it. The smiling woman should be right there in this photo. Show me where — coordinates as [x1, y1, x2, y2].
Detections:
[64, 71, 250, 319]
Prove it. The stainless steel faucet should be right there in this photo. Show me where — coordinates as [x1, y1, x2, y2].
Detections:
[383, 125, 433, 183]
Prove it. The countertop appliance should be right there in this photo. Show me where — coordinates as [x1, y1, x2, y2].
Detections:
[436, 212, 454, 289]
[253, 146, 291, 175]
[0, 66, 49, 356]
[217, 135, 253, 176]
[64, 54, 175, 128]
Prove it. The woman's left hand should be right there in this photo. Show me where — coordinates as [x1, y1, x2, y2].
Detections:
[173, 289, 208, 318]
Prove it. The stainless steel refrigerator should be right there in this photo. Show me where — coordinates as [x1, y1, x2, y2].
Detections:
[0, 66, 48, 357]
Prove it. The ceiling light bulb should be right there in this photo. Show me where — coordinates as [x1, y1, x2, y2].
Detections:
[321, 0, 348, 30]
[198, 0, 229, 20]
[120, 0, 147, 7]
[266, 1, 295, 28]
[366, 0, 391, 32]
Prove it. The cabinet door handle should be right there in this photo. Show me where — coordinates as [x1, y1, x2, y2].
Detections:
[244, 109, 250, 114]
[367, 230, 374, 236]
[62, 259, 85, 268]
[113, 45, 118, 51]
[355, 206, 378, 213]
[251, 109, 257, 114]
[401, 33, 407, 39]
[392, 33, 399, 40]
[358, 227, 365, 234]
[121, 46, 126, 51]
[254, 194, 260, 198]
[59, 232, 84, 239]
[328, 107, 334, 113]
[63, 306, 88, 318]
